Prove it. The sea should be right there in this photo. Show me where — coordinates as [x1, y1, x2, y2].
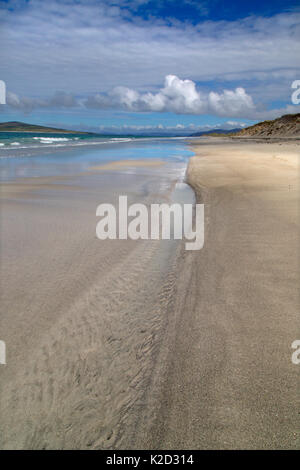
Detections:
[0, 131, 195, 182]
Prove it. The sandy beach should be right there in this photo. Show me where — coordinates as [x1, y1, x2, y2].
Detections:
[0, 138, 299, 449]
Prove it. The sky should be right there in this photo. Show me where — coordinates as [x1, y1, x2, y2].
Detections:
[0, 0, 300, 135]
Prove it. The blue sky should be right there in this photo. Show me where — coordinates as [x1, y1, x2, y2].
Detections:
[0, 0, 300, 134]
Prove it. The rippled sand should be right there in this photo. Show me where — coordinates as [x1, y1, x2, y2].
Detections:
[0, 161, 184, 449]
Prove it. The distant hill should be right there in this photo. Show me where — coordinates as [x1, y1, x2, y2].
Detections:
[234, 113, 300, 138]
[0, 121, 92, 134]
[190, 128, 241, 137]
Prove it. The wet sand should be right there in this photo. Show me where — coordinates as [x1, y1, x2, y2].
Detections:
[140, 139, 299, 449]
[90, 159, 165, 171]
[0, 159, 185, 449]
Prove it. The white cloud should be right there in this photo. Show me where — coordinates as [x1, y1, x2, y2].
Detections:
[44, 119, 247, 135]
[111, 87, 140, 110]
[85, 75, 255, 117]
[144, 75, 203, 113]
[5, 90, 77, 112]
[208, 88, 255, 117]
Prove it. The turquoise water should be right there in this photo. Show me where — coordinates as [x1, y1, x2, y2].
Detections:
[0, 131, 123, 147]
[0, 136, 193, 181]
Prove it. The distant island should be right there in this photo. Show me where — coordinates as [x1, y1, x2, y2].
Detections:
[189, 128, 241, 137]
[0, 121, 93, 134]
[2, 114, 299, 138]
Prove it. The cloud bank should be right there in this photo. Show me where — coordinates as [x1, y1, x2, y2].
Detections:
[96, 121, 248, 136]
[6, 75, 300, 120]
[86, 75, 255, 117]
[46, 120, 248, 136]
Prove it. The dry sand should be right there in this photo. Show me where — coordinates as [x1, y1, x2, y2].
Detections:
[0, 140, 299, 449]
[139, 139, 300, 449]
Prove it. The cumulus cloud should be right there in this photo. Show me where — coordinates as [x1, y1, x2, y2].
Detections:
[208, 88, 255, 117]
[86, 75, 300, 120]
[140, 75, 205, 113]
[85, 75, 256, 117]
